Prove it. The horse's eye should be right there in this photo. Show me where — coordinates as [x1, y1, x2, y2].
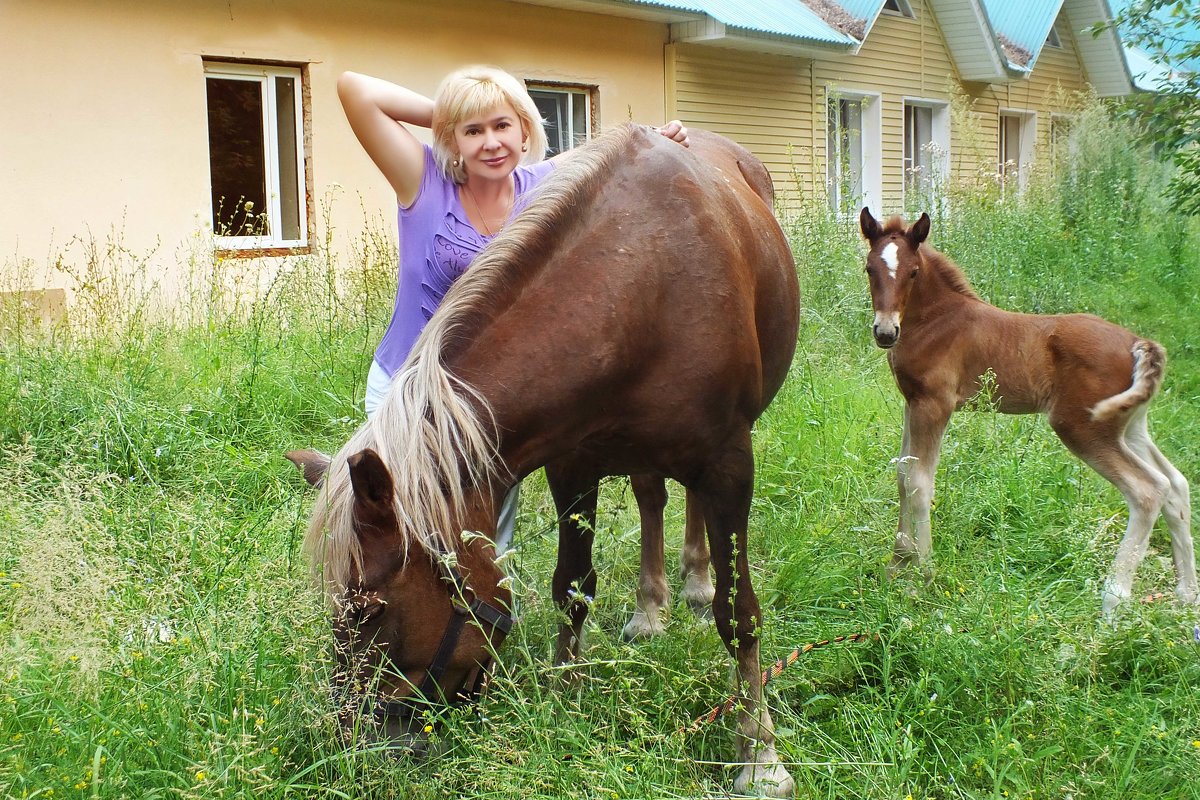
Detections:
[345, 600, 386, 628]
[910, 268, 920, 279]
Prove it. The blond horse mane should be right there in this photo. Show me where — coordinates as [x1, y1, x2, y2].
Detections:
[303, 124, 639, 593]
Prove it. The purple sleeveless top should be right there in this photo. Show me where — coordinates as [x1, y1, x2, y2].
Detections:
[373, 145, 554, 377]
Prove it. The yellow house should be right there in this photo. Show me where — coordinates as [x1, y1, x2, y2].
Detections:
[1, 0, 1140, 310]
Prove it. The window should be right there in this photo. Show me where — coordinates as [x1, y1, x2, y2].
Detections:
[527, 84, 593, 157]
[903, 100, 950, 203]
[1046, 23, 1062, 48]
[826, 92, 881, 215]
[882, 0, 914, 17]
[998, 110, 1036, 189]
[204, 62, 308, 250]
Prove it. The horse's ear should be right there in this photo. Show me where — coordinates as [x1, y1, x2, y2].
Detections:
[285, 449, 330, 487]
[347, 448, 396, 524]
[859, 207, 882, 241]
[907, 213, 931, 248]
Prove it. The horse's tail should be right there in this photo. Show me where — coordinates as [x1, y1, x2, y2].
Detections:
[1090, 339, 1166, 421]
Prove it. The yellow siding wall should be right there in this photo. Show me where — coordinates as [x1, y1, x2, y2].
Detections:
[667, 44, 815, 209]
[3, 0, 671, 299]
[664, 2, 1100, 216]
[966, 11, 1092, 178]
[815, 0, 957, 210]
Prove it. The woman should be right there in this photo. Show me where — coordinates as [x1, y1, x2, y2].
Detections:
[338, 65, 687, 548]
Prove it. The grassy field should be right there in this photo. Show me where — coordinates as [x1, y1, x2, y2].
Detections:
[2, 107, 1199, 799]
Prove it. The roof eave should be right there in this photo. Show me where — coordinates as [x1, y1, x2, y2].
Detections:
[510, 0, 705, 24]
[671, 20, 857, 58]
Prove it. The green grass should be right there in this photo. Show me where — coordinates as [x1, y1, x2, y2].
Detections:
[3, 110, 1200, 799]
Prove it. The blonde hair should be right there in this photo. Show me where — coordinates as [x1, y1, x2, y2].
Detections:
[431, 65, 548, 185]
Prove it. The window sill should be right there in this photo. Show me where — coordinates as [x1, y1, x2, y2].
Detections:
[214, 245, 311, 259]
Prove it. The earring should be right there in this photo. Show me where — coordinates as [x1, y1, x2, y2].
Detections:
[521, 142, 528, 152]
[452, 156, 461, 168]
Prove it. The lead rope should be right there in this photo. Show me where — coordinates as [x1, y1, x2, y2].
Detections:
[682, 632, 877, 735]
[682, 590, 1195, 735]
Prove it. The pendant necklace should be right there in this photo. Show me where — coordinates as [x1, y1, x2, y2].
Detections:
[463, 180, 512, 237]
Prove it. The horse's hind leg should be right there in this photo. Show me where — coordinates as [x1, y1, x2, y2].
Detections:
[546, 463, 599, 664]
[698, 433, 793, 798]
[1053, 412, 1168, 617]
[623, 474, 670, 640]
[1124, 412, 1197, 603]
[680, 488, 715, 617]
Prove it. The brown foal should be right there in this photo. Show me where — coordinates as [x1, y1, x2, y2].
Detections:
[859, 208, 1196, 616]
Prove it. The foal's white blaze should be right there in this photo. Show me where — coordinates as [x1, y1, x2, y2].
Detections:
[881, 242, 900, 279]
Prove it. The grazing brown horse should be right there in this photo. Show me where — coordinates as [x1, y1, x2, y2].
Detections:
[291, 125, 799, 796]
[859, 209, 1196, 616]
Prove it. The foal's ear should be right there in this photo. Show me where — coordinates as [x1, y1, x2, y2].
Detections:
[285, 449, 331, 487]
[347, 448, 396, 523]
[907, 213, 931, 248]
[859, 207, 882, 241]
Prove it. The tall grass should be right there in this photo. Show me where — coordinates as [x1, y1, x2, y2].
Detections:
[2, 104, 1199, 799]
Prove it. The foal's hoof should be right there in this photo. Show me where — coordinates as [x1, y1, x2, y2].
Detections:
[733, 760, 795, 798]
[1177, 585, 1200, 606]
[887, 556, 935, 586]
[621, 609, 666, 640]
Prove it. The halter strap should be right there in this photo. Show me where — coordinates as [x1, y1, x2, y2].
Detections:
[369, 537, 514, 722]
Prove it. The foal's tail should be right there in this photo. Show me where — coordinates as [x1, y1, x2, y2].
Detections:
[1090, 339, 1166, 421]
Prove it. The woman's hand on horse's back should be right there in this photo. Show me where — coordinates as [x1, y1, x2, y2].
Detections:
[656, 120, 689, 148]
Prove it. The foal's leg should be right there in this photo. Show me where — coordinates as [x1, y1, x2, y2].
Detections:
[891, 399, 952, 582]
[679, 488, 715, 616]
[545, 464, 599, 663]
[1123, 412, 1197, 603]
[1053, 413, 1168, 617]
[623, 474, 670, 640]
[699, 434, 793, 798]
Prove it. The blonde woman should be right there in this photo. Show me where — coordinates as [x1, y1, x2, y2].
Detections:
[338, 65, 687, 547]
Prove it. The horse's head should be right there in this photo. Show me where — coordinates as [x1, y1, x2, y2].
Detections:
[287, 448, 513, 756]
[858, 208, 930, 349]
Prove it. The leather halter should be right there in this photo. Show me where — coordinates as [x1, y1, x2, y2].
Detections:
[358, 538, 514, 723]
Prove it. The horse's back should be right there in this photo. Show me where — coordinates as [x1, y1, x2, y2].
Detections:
[617, 125, 799, 414]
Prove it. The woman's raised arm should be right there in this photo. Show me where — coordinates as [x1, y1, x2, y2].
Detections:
[337, 71, 433, 205]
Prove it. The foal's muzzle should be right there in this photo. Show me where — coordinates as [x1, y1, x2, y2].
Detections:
[872, 324, 899, 348]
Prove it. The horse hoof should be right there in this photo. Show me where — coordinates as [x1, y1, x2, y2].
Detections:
[733, 762, 794, 798]
[887, 556, 934, 586]
[681, 576, 715, 618]
[1177, 586, 1199, 606]
[621, 610, 666, 641]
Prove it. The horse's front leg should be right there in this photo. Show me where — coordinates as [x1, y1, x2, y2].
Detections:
[699, 435, 794, 798]
[680, 488, 715, 617]
[890, 399, 951, 583]
[623, 474, 670, 639]
[546, 463, 599, 664]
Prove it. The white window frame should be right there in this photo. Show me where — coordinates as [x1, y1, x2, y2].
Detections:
[526, 83, 594, 157]
[998, 109, 1037, 192]
[902, 98, 950, 204]
[882, 0, 915, 18]
[204, 62, 307, 251]
[826, 89, 882, 217]
[1046, 23, 1062, 48]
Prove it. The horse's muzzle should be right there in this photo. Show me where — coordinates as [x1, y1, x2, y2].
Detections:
[873, 325, 900, 349]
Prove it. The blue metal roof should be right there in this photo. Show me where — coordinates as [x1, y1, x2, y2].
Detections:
[836, 0, 885, 18]
[624, 0, 706, 12]
[980, 0, 1063, 69]
[692, 0, 858, 45]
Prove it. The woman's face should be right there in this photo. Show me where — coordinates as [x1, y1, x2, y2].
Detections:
[453, 103, 526, 182]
